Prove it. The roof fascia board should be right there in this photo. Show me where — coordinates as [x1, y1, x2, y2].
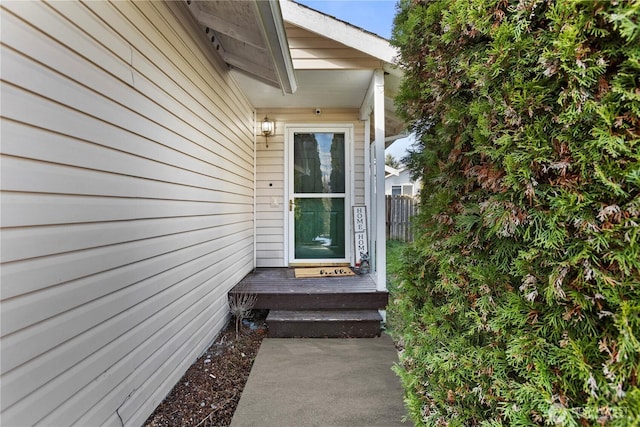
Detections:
[254, 0, 298, 94]
[385, 165, 400, 176]
[385, 133, 409, 145]
[281, 0, 397, 64]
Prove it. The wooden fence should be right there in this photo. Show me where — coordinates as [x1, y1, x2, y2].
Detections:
[386, 195, 417, 242]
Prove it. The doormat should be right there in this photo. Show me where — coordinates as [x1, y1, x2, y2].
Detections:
[294, 267, 355, 278]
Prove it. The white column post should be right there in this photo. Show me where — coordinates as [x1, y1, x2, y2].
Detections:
[253, 111, 258, 271]
[363, 118, 371, 264]
[373, 69, 386, 291]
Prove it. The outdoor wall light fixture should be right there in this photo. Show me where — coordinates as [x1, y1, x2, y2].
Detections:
[261, 116, 274, 148]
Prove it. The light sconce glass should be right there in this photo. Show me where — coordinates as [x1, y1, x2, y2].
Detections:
[261, 116, 274, 148]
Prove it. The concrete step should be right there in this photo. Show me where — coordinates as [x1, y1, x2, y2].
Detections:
[266, 310, 383, 338]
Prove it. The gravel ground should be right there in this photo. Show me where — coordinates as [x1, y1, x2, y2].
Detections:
[144, 312, 267, 427]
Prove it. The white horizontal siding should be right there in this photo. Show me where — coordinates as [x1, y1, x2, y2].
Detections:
[2, 209, 251, 263]
[1, 155, 252, 204]
[254, 108, 366, 267]
[286, 24, 381, 70]
[1, 1, 254, 426]
[2, 237, 253, 417]
[1, 222, 253, 334]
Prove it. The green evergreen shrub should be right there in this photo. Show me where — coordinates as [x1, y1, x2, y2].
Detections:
[390, 0, 639, 425]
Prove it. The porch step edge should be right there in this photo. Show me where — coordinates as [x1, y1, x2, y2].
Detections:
[247, 292, 388, 310]
[267, 310, 383, 322]
[266, 309, 383, 338]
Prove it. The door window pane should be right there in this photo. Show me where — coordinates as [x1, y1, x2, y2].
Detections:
[294, 133, 345, 194]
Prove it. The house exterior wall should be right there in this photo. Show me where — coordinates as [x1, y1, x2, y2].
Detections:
[0, 1, 255, 425]
[385, 169, 421, 196]
[255, 108, 366, 267]
[285, 24, 382, 70]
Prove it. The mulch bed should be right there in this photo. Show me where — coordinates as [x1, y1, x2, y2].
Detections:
[144, 312, 267, 427]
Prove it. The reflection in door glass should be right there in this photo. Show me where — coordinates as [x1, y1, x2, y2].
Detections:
[294, 198, 345, 259]
[293, 133, 345, 194]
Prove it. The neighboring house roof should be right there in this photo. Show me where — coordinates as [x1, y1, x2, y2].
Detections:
[186, 0, 406, 141]
[385, 165, 400, 177]
[385, 167, 419, 183]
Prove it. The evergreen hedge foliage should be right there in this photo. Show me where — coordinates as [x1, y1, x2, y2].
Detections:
[390, 0, 639, 425]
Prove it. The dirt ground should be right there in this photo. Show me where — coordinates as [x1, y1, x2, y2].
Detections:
[144, 312, 267, 427]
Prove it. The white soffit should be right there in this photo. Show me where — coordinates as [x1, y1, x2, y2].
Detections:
[186, 0, 296, 93]
[235, 69, 373, 109]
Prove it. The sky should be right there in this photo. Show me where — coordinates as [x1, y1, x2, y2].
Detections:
[295, 0, 414, 163]
[296, 0, 398, 39]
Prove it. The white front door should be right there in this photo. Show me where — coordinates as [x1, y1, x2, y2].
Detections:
[287, 126, 352, 264]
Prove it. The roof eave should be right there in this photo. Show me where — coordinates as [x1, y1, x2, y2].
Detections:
[255, 0, 298, 94]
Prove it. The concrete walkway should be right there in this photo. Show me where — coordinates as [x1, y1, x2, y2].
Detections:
[231, 334, 411, 427]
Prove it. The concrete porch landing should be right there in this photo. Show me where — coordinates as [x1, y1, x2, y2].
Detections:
[230, 334, 411, 427]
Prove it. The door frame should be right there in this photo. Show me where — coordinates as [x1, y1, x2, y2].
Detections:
[284, 124, 354, 266]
